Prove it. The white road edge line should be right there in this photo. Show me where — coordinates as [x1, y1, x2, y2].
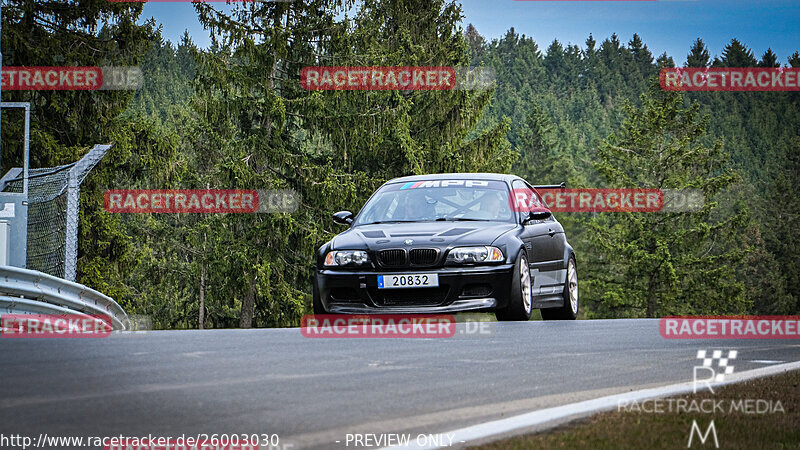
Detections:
[382, 360, 800, 449]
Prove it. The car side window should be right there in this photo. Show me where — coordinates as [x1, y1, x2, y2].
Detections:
[511, 179, 553, 224]
[522, 181, 555, 223]
[511, 180, 534, 224]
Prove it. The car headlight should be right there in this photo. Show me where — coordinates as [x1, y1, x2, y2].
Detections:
[324, 250, 371, 266]
[446, 246, 505, 264]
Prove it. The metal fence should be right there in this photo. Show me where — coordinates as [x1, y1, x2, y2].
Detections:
[1, 144, 109, 281]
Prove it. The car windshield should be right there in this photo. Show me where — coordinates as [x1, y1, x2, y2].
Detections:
[355, 179, 514, 224]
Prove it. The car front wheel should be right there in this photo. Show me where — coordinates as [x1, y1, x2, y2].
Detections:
[495, 250, 532, 322]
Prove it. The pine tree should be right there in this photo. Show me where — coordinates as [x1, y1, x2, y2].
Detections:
[758, 48, 780, 67]
[329, 0, 515, 176]
[738, 226, 794, 314]
[191, 0, 513, 327]
[628, 33, 654, 72]
[585, 34, 596, 56]
[714, 38, 758, 67]
[544, 40, 566, 80]
[465, 23, 485, 60]
[585, 83, 750, 318]
[657, 52, 675, 68]
[514, 102, 556, 181]
[0, 0, 168, 305]
[686, 38, 711, 67]
[761, 137, 800, 310]
[1, 0, 155, 169]
[788, 51, 800, 68]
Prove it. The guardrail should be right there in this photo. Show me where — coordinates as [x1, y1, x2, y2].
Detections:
[0, 265, 129, 330]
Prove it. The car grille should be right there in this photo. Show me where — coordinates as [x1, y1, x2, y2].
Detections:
[378, 249, 407, 267]
[410, 248, 438, 266]
[329, 287, 361, 302]
[369, 286, 450, 306]
[460, 284, 493, 298]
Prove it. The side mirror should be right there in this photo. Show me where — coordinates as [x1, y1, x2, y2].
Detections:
[523, 210, 551, 223]
[333, 210, 354, 225]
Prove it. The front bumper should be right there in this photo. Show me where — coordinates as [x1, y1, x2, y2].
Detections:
[316, 264, 514, 314]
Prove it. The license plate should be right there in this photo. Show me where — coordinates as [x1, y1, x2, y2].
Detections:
[378, 274, 439, 289]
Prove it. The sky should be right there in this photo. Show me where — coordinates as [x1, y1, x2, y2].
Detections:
[142, 0, 800, 65]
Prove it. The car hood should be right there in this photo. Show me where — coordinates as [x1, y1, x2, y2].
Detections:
[331, 221, 518, 251]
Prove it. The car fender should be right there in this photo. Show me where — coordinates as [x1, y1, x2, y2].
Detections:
[562, 241, 575, 269]
[491, 225, 525, 264]
[317, 242, 330, 269]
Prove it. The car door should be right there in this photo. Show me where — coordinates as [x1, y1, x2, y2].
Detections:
[525, 180, 567, 271]
[513, 180, 567, 297]
[511, 179, 552, 268]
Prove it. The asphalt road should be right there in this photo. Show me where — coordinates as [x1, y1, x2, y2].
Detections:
[1, 319, 799, 449]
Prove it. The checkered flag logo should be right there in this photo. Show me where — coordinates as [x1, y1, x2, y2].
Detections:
[697, 349, 737, 382]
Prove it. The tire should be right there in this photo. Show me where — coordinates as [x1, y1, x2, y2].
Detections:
[541, 255, 578, 320]
[495, 250, 533, 322]
[312, 276, 327, 314]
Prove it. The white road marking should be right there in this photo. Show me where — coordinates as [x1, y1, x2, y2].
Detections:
[382, 360, 800, 449]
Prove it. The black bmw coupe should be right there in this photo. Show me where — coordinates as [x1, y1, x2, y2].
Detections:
[314, 173, 578, 321]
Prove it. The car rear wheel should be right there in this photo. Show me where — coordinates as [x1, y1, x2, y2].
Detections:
[495, 250, 532, 321]
[541, 255, 578, 320]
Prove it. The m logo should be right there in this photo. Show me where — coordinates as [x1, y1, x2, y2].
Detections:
[688, 420, 718, 448]
[694, 349, 737, 394]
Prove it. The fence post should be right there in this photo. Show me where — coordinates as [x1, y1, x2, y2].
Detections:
[64, 144, 111, 281]
[64, 171, 79, 281]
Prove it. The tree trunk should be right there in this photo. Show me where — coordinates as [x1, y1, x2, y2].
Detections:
[646, 274, 657, 318]
[199, 204, 208, 330]
[198, 259, 206, 330]
[239, 278, 257, 329]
